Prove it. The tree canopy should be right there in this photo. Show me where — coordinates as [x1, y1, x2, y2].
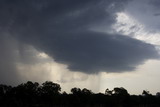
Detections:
[0, 81, 160, 107]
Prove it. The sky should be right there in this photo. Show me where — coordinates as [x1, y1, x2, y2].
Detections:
[0, 0, 160, 95]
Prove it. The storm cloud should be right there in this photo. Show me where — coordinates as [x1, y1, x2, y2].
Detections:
[0, 0, 159, 75]
[125, 0, 160, 33]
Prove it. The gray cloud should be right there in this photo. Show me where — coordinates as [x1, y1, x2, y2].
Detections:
[0, 0, 159, 75]
[43, 31, 159, 73]
[125, 0, 160, 33]
[150, 0, 160, 8]
[0, 35, 21, 85]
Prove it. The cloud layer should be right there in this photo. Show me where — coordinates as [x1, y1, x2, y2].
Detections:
[0, 0, 159, 76]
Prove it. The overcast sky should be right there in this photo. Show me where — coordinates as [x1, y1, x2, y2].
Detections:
[0, 0, 160, 94]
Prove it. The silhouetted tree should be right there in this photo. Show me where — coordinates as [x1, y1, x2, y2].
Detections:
[62, 91, 67, 95]
[156, 92, 160, 97]
[82, 88, 92, 95]
[105, 88, 112, 96]
[1, 81, 160, 107]
[40, 81, 61, 96]
[142, 90, 152, 96]
[113, 87, 129, 96]
[71, 87, 81, 95]
[14, 81, 39, 97]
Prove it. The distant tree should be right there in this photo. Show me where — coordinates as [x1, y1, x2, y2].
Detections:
[82, 88, 92, 95]
[41, 81, 61, 96]
[2, 81, 160, 107]
[142, 90, 152, 96]
[71, 87, 81, 95]
[62, 91, 67, 95]
[15, 81, 39, 95]
[113, 87, 129, 96]
[156, 92, 160, 97]
[8, 81, 40, 106]
[105, 88, 112, 96]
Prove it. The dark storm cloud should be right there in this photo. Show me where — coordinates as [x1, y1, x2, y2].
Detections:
[41, 31, 159, 73]
[150, 0, 160, 8]
[150, 0, 160, 16]
[0, 0, 159, 74]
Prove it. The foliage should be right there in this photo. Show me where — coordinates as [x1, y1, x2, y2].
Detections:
[0, 81, 160, 107]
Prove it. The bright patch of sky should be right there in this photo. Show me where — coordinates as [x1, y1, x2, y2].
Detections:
[113, 12, 160, 46]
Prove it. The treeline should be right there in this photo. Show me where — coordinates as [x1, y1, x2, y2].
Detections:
[0, 81, 160, 107]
